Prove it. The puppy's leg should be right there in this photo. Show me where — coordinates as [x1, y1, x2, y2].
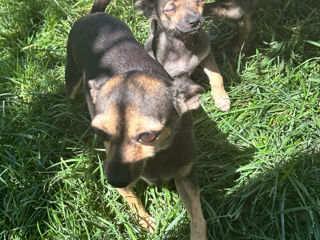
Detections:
[116, 187, 156, 232]
[65, 41, 83, 99]
[175, 168, 207, 240]
[201, 52, 230, 111]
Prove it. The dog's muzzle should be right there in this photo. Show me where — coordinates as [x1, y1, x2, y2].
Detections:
[177, 13, 203, 33]
[106, 159, 144, 188]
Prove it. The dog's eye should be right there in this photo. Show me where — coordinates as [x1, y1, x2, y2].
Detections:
[93, 128, 111, 141]
[196, 0, 204, 4]
[137, 131, 160, 144]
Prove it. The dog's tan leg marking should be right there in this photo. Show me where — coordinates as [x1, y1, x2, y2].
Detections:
[69, 78, 83, 99]
[116, 187, 156, 232]
[201, 53, 230, 111]
[175, 170, 207, 240]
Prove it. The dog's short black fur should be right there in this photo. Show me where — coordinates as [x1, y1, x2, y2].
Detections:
[134, 0, 231, 112]
[66, 0, 207, 238]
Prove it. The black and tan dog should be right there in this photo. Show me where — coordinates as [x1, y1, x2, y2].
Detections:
[66, 0, 207, 238]
[203, 0, 279, 55]
[134, 0, 231, 112]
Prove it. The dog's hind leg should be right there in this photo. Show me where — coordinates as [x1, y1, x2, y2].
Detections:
[65, 41, 83, 99]
[201, 52, 231, 112]
[175, 167, 207, 240]
[116, 187, 156, 232]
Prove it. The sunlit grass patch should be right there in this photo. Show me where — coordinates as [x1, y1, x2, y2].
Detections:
[0, 0, 319, 239]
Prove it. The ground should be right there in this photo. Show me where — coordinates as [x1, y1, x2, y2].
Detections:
[0, 0, 319, 239]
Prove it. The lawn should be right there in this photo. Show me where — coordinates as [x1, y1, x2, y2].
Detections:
[0, 0, 319, 239]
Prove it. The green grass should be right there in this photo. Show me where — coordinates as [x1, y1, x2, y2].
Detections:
[0, 0, 319, 239]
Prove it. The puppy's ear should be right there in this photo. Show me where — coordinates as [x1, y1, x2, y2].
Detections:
[91, 113, 105, 130]
[88, 76, 108, 104]
[88, 80, 99, 104]
[171, 77, 204, 115]
[135, 0, 156, 18]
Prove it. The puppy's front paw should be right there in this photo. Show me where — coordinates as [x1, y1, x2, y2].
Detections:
[190, 218, 207, 240]
[138, 214, 156, 233]
[214, 97, 231, 112]
[212, 91, 231, 112]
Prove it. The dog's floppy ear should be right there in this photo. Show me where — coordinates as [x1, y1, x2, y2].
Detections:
[88, 76, 108, 104]
[88, 80, 99, 104]
[135, 0, 156, 18]
[91, 113, 106, 130]
[171, 77, 204, 115]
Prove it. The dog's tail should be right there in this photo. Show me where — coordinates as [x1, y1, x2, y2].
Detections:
[90, 0, 111, 14]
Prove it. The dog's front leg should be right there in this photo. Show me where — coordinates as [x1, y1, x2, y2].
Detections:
[116, 187, 156, 232]
[201, 52, 231, 111]
[175, 169, 207, 240]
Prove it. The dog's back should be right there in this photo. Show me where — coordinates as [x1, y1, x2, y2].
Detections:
[67, 13, 168, 81]
[65, 12, 170, 104]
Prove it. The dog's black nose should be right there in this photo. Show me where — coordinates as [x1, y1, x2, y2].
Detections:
[107, 174, 131, 188]
[187, 13, 201, 27]
[106, 161, 132, 188]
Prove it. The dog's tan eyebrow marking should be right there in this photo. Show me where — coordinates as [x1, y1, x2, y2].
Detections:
[95, 74, 166, 139]
[98, 74, 125, 98]
[69, 78, 84, 99]
[125, 104, 164, 138]
[91, 103, 120, 136]
[127, 73, 165, 94]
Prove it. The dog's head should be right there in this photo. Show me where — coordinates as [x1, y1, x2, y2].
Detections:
[89, 72, 203, 188]
[135, 0, 205, 34]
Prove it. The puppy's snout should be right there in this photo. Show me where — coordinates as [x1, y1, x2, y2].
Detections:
[106, 156, 145, 188]
[106, 161, 131, 188]
[187, 13, 201, 27]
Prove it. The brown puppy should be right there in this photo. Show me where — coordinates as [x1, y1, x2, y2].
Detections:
[134, 0, 231, 112]
[203, 0, 278, 55]
[66, 1, 207, 238]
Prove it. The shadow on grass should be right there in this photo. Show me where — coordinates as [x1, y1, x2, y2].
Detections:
[206, 151, 320, 239]
[187, 104, 319, 239]
[0, 89, 98, 238]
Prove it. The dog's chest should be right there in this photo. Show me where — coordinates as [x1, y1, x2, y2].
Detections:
[156, 31, 210, 77]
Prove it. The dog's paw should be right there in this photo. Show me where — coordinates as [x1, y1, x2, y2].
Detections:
[138, 214, 156, 233]
[190, 218, 207, 240]
[211, 88, 231, 112]
[212, 91, 231, 111]
[214, 97, 231, 112]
